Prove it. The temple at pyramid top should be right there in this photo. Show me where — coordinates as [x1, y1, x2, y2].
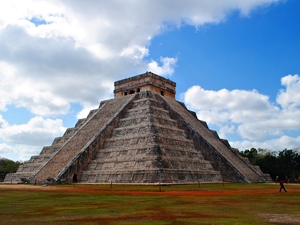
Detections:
[114, 71, 176, 98]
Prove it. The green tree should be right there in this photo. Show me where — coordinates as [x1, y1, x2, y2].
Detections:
[240, 148, 300, 182]
[256, 151, 278, 180]
[240, 148, 258, 164]
[0, 158, 21, 181]
[277, 149, 299, 182]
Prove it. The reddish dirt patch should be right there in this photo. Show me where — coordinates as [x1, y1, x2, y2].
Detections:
[1, 183, 299, 197]
[2, 183, 300, 224]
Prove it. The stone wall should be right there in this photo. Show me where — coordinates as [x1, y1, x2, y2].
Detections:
[114, 72, 176, 98]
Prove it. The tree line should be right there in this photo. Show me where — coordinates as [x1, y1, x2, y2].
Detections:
[0, 158, 21, 181]
[239, 148, 300, 182]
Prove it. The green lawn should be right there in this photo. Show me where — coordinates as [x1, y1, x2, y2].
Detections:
[0, 183, 299, 224]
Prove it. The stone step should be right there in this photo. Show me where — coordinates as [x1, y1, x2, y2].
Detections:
[62, 127, 78, 138]
[96, 147, 203, 156]
[95, 146, 204, 160]
[87, 109, 98, 119]
[131, 97, 160, 108]
[75, 118, 87, 128]
[88, 156, 210, 165]
[87, 159, 214, 171]
[111, 124, 187, 139]
[40, 146, 60, 155]
[125, 105, 170, 118]
[4, 173, 32, 183]
[82, 168, 221, 174]
[80, 169, 222, 183]
[15, 164, 42, 173]
[52, 137, 68, 146]
[103, 134, 195, 149]
[25, 156, 51, 164]
[119, 115, 178, 127]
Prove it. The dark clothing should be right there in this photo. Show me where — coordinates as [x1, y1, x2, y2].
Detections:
[279, 180, 287, 192]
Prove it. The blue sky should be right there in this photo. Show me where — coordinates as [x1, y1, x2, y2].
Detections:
[0, 0, 300, 161]
[152, 0, 299, 97]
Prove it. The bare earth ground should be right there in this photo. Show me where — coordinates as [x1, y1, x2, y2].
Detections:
[1, 183, 300, 224]
[1, 183, 299, 196]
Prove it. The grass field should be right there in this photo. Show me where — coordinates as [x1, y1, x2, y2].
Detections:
[0, 182, 299, 224]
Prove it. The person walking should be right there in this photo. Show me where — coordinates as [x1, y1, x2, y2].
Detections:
[279, 179, 287, 192]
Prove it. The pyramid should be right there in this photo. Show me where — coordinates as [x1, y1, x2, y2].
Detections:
[5, 72, 271, 184]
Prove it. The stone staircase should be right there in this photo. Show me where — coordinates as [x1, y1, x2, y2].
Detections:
[28, 95, 134, 183]
[80, 91, 222, 183]
[4, 117, 89, 183]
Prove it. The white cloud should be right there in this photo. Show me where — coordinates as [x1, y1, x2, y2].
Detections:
[183, 85, 277, 125]
[120, 45, 149, 60]
[219, 125, 235, 139]
[231, 135, 300, 153]
[148, 57, 178, 76]
[0, 115, 66, 160]
[277, 74, 300, 109]
[0, 0, 284, 160]
[0, 61, 70, 116]
[0, 115, 9, 129]
[183, 74, 300, 150]
[0, 143, 16, 158]
[0, 116, 65, 146]
[0, 143, 42, 162]
[0, 0, 282, 116]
